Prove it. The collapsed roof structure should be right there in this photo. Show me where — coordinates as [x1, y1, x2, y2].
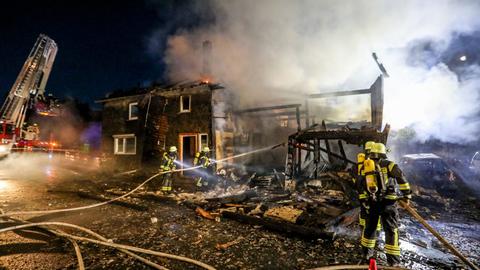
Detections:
[286, 75, 389, 179]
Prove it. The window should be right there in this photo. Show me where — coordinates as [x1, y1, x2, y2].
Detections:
[179, 95, 191, 113]
[279, 117, 289, 127]
[113, 134, 136, 155]
[199, 134, 208, 151]
[129, 102, 139, 120]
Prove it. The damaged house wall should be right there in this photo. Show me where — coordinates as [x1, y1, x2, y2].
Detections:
[229, 75, 385, 173]
[233, 110, 300, 171]
[100, 94, 146, 170]
[152, 84, 214, 169]
[98, 83, 234, 172]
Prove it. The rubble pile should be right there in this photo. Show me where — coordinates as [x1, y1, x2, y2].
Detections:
[168, 171, 360, 241]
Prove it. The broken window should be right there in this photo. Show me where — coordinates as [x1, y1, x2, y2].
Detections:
[113, 134, 136, 155]
[180, 95, 191, 113]
[129, 102, 139, 120]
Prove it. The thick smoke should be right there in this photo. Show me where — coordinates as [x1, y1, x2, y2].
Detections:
[151, 0, 480, 142]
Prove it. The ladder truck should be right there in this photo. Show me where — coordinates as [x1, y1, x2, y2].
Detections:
[0, 34, 58, 155]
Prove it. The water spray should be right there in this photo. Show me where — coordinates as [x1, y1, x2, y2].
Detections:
[0, 143, 284, 218]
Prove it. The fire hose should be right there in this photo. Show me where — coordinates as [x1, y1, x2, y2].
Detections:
[398, 201, 480, 270]
[0, 209, 169, 270]
[0, 143, 283, 218]
[307, 265, 407, 270]
[0, 221, 217, 270]
[0, 143, 283, 268]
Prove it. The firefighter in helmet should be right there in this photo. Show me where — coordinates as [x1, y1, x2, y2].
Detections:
[358, 142, 412, 266]
[194, 146, 212, 189]
[160, 146, 178, 193]
[353, 141, 381, 229]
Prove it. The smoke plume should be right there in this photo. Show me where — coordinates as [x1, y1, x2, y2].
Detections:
[150, 0, 480, 142]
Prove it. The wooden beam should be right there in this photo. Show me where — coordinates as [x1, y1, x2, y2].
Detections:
[338, 140, 348, 167]
[221, 211, 334, 240]
[370, 75, 384, 131]
[309, 89, 371, 99]
[296, 106, 301, 132]
[291, 143, 355, 165]
[295, 130, 386, 144]
[234, 104, 302, 114]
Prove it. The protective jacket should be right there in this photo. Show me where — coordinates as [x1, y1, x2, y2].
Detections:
[160, 152, 176, 172]
[160, 152, 176, 192]
[358, 159, 411, 202]
[194, 152, 211, 168]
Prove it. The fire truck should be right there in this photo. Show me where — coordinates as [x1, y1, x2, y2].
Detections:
[0, 34, 58, 156]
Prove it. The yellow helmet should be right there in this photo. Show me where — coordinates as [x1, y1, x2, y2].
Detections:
[202, 146, 210, 152]
[169, 146, 177, 152]
[364, 141, 375, 152]
[371, 143, 387, 154]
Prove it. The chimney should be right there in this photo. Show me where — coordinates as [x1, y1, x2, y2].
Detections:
[201, 40, 212, 82]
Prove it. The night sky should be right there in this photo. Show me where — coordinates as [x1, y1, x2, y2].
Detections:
[0, 0, 206, 108]
[1, 1, 478, 109]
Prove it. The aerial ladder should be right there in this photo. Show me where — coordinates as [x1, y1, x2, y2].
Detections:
[0, 34, 58, 154]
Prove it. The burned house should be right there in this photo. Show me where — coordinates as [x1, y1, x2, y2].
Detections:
[232, 75, 388, 178]
[96, 81, 234, 171]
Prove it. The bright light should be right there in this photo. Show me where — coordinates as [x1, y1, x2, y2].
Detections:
[0, 180, 10, 191]
[0, 145, 9, 154]
[459, 55, 467, 61]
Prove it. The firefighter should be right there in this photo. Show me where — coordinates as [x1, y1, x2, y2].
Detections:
[353, 141, 378, 229]
[194, 146, 212, 189]
[160, 146, 178, 193]
[359, 142, 412, 266]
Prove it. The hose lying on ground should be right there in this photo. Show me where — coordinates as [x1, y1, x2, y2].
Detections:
[0, 143, 283, 218]
[69, 239, 85, 270]
[0, 208, 88, 269]
[0, 222, 215, 270]
[307, 265, 408, 270]
[1, 216, 168, 270]
[0, 144, 281, 269]
[399, 200, 479, 270]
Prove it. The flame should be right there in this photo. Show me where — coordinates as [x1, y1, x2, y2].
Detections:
[201, 76, 213, 84]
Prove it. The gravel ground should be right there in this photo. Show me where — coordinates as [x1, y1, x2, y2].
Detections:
[0, 160, 479, 269]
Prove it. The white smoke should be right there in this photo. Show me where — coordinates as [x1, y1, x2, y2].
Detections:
[151, 0, 480, 142]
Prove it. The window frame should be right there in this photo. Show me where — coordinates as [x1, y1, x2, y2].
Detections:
[128, 102, 139, 120]
[198, 133, 208, 151]
[179, 95, 191, 113]
[113, 134, 136, 155]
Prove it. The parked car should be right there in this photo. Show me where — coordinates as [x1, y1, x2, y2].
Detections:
[399, 153, 457, 193]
